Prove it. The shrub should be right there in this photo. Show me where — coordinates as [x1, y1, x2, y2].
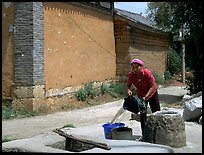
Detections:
[76, 88, 88, 101]
[167, 48, 182, 75]
[164, 70, 172, 80]
[101, 81, 126, 98]
[101, 83, 110, 94]
[76, 82, 97, 101]
[2, 103, 38, 120]
[152, 71, 164, 85]
[2, 106, 15, 120]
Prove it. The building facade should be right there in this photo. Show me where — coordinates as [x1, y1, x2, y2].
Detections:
[2, 2, 170, 112]
[114, 8, 170, 82]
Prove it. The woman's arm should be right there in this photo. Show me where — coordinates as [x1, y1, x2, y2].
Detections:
[127, 83, 132, 96]
[143, 83, 155, 101]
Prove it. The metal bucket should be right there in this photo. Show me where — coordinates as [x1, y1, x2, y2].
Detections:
[102, 123, 125, 139]
[112, 127, 133, 140]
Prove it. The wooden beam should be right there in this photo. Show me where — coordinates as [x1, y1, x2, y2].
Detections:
[53, 129, 111, 151]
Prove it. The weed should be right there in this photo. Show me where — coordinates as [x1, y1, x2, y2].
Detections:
[76, 82, 98, 101]
[164, 70, 172, 80]
[59, 124, 76, 129]
[2, 136, 16, 143]
[101, 81, 126, 98]
[152, 71, 164, 85]
[2, 105, 38, 120]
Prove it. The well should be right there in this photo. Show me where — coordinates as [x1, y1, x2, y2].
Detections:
[143, 110, 186, 148]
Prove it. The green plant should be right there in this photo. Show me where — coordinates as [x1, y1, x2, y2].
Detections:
[152, 71, 164, 85]
[76, 81, 98, 101]
[101, 84, 109, 94]
[76, 88, 88, 101]
[167, 48, 182, 75]
[101, 81, 126, 98]
[109, 81, 126, 96]
[164, 70, 172, 80]
[16, 109, 38, 118]
[2, 104, 38, 120]
[2, 106, 16, 120]
[59, 124, 76, 129]
[2, 136, 16, 143]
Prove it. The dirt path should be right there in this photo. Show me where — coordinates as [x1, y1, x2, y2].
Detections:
[2, 99, 125, 140]
[2, 85, 188, 140]
[2, 85, 202, 153]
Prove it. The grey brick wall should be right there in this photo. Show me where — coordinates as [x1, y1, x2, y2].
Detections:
[33, 2, 44, 85]
[14, 2, 44, 86]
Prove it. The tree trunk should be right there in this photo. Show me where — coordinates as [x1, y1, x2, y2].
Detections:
[180, 25, 185, 84]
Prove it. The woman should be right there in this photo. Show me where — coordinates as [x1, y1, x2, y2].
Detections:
[127, 58, 161, 141]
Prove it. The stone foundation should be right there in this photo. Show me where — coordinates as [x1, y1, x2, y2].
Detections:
[11, 81, 113, 112]
[143, 110, 186, 148]
[12, 85, 45, 111]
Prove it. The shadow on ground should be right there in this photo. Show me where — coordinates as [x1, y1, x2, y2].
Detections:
[159, 94, 184, 104]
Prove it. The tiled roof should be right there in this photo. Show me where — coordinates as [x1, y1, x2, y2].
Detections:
[114, 8, 154, 28]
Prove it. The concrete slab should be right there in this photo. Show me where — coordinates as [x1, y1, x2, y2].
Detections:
[2, 116, 202, 153]
[60, 122, 174, 153]
[2, 122, 174, 153]
[2, 132, 68, 153]
[82, 140, 174, 153]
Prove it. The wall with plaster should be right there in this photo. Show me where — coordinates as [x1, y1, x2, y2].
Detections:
[2, 2, 14, 99]
[44, 2, 116, 90]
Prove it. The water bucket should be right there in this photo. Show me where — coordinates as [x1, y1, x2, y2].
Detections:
[102, 123, 125, 139]
[112, 127, 133, 140]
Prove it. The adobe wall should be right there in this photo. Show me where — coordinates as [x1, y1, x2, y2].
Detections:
[12, 2, 116, 112]
[114, 19, 170, 82]
[2, 2, 14, 99]
[2, 2, 116, 106]
[44, 2, 116, 90]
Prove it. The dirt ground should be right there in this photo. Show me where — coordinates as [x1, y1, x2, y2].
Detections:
[2, 80, 187, 140]
[2, 81, 203, 153]
[29, 78, 187, 116]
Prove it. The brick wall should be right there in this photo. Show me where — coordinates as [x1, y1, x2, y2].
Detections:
[114, 19, 170, 82]
[33, 2, 45, 85]
[13, 2, 44, 86]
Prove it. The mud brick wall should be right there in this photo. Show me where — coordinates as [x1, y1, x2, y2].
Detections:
[43, 2, 115, 90]
[114, 20, 130, 82]
[114, 19, 170, 83]
[2, 2, 14, 99]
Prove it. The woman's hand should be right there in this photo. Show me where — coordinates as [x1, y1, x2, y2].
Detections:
[142, 96, 147, 101]
[127, 89, 132, 96]
[143, 95, 149, 101]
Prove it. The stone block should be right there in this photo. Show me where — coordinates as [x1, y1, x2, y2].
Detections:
[143, 110, 186, 148]
[12, 98, 34, 112]
[12, 98, 45, 112]
[33, 85, 45, 98]
[12, 85, 45, 99]
[12, 86, 34, 99]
